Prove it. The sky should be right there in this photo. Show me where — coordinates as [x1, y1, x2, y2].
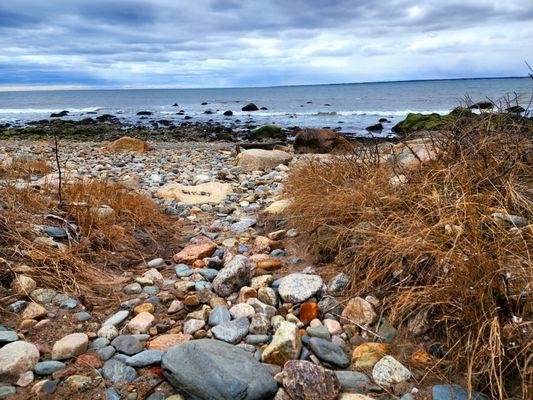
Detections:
[0, 0, 532, 89]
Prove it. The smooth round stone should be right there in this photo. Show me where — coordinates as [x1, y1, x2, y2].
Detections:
[0, 331, 19, 344]
[431, 384, 487, 400]
[125, 350, 163, 367]
[334, 370, 371, 390]
[34, 361, 66, 375]
[0, 386, 16, 398]
[307, 326, 331, 340]
[308, 337, 349, 368]
[175, 264, 193, 277]
[111, 335, 143, 355]
[208, 306, 231, 327]
[245, 335, 270, 345]
[96, 346, 116, 361]
[194, 281, 213, 291]
[143, 286, 159, 295]
[75, 311, 91, 321]
[92, 338, 110, 350]
[102, 360, 137, 384]
[103, 310, 130, 327]
[270, 249, 285, 257]
[197, 269, 218, 281]
[43, 226, 68, 239]
[147, 258, 165, 268]
[124, 283, 142, 295]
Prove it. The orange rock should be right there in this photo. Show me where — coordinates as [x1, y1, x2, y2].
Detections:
[410, 348, 433, 364]
[183, 294, 200, 306]
[351, 342, 389, 369]
[149, 366, 165, 379]
[238, 287, 258, 303]
[257, 259, 282, 271]
[148, 333, 192, 351]
[75, 353, 103, 369]
[134, 303, 155, 315]
[299, 302, 319, 324]
[173, 241, 217, 264]
[192, 259, 205, 269]
[105, 136, 149, 153]
[341, 297, 376, 326]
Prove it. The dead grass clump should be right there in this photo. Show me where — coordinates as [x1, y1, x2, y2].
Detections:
[0, 160, 166, 296]
[285, 112, 532, 398]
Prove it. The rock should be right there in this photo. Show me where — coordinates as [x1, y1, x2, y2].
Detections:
[0, 331, 19, 344]
[0, 386, 16, 398]
[111, 335, 143, 355]
[64, 374, 92, 391]
[123, 283, 142, 295]
[236, 149, 292, 171]
[103, 310, 130, 327]
[148, 333, 191, 351]
[247, 298, 276, 317]
[102, 360, 137, 384]
[183, 319, 206, 335]
[208, 306, 231, 326]
[282, 360, 340, 400]
[168, 300, 185, 314]
[365, 123, 383, 131]
[327, 273, 350, 295]
[249, 314, 271, 334]
[162, 339, 277, 400]
[323, 319, 342, 336]
[230, 218, 257, 233]
[334, 370, 371, 390]
[341, 297, 376, 326]
[134, 303, 155, 315]
[0, 341, 40, 383]
[51, 333, 88, 360]
[492, 212, 527, 227]
[211, 317, 250, 344]
[98, 325, 119, 340]
[11, 275, 36, 294]
[293, 128, 353, 154]
[256, 259, 282, 271]
[431, 384, 487, 400]
[372, 355, 411, 386]
[16, 371, 33, 387]
[307, 326, 330, 340]
[75, 311, 91, 321]
[242, 103, 259, 111]
[30, 288, 57, 303]
[352, 342, 389, 368]
[127, 311, 154, 334]
[257, 287, 278, 306]
[173, 241, 217, 264]
[278, 273, 323, 303]
[105, 136, 149, 153]
[262, 321, 301, 366]
[308, 337, 349, 368]
[264, 199, 290, 215]
[229, 301, 256, 319]
[392, 113, 445, 134]
[213, 255, 252, 297]
[250, 125, 285, 140]
[21, 302, 48, 320]
[223, 110, 233, 116]
[156, 182, 233, 204]
[34, 361, 66, 375]
[126, 350, 163, 367]
[299, 302, 319, 324]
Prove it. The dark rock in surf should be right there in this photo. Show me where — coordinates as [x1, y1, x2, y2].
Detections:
[379, 118, 390, 123]
[242, 103, 259, 112]
[201, 102, 208, 105]
[223, 110, 233, 116]
[506, 105, 525, 114]
[204, 110, 215, 115]
[136, 111, 152, 116]
[50, 110, 69, 118]
[172, 103, 179, 107]
[260, 107, 268, 110]
[184, 116, 192, 120]
[365, 123, 383, 132]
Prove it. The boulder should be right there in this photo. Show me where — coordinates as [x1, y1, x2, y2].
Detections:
[223, 110, 233, 116]
[261, 321, 301, 366]
[0, 341, 40, 383]
[308, 337, 349, 368]
[51, 333, 89, 360]
[161, 339, 277, 400]
[264, 199, 290, 215]
[282, 360, 340, 400]
[241, 103, 259, 112]
[391, 113, 444, 134]
[249, 125, 285, 140]
[155, 182, 233, 204]
[236, 149, 292, 171]
[213, 255, 252, 297]
[173, 240, 217, 264]
[293, 128, 353, 154]
[105, 136, 149, 153]
[365, 123, 383, 132]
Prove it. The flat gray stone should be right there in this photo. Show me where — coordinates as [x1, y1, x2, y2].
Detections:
[278, 273, 323, 303]
[308, 337, 349, 368]
[111, 335, 143, 355]
[211, 317, 250, 344]
[102, 360, 137, 384]
[161, 339, 277, 400]
[126, 350, 163, 367]
[103, 310, 129, 327]
[34, 361, 66, 375]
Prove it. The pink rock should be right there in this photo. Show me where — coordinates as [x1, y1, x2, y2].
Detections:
[323, 319, 342, 335]
[173, 240, 217, 264]
[309, 319, 322, 328]
[127, 312, 155, 334]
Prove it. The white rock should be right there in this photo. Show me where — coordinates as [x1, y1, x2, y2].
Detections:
[0, 341, 40, 383]
[372, 355, 411, 386]
[51, 333, 89, 360]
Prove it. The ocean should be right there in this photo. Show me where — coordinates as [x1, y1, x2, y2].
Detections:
[0, 78, 530, 137]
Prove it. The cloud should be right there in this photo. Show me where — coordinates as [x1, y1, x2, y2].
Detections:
[0, 0, 531, 88]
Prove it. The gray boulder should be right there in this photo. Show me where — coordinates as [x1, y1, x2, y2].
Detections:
[213, 255, 252, 297]
[161, 339, 277, 400]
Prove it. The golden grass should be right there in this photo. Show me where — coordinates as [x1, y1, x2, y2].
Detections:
[0, 158, 166, 297]
[285, 113, 532, 398]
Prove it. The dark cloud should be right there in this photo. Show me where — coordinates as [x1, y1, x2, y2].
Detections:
[0, 0, 531, 88]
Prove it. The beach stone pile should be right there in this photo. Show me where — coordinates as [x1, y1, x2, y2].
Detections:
[0, 140, 485, 399]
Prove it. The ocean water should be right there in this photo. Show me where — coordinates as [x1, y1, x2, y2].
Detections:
[0, 78, 530, 137]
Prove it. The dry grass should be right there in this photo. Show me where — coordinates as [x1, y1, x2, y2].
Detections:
[0, 157, 166, 297]
[285, 113, 532, 398]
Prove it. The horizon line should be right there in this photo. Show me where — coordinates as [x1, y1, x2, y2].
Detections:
[0, 75, 529, 93]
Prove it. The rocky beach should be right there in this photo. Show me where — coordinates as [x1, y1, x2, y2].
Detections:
[0, 105, 531, 400]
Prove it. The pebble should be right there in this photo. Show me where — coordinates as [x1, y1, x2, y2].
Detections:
[34, 361, 66, 376]
[102, 360, 137, 384]
[103, 310, 130, 326]
[51, 333, 89, 360]
[111, 335, 143, 355]
[125, 350, 163, 367]
[278, 273, 323, 303]
[211, 317, 250, 344]
[124, 283, 142, 295]
[0, 331, 19, 344]
[208, 306, 231, 326]
[372, 355, 411, 386]
[308, 337, 350, 368]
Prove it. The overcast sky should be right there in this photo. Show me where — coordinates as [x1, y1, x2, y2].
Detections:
[1, 0, 532, 89]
